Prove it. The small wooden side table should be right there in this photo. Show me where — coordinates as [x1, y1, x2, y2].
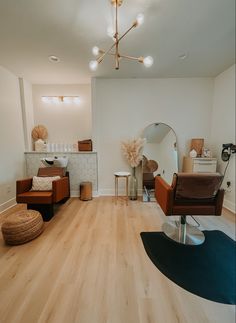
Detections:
[114, 171, 131, 205]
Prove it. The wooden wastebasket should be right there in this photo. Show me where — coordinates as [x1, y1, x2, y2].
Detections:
[80, 181, 92, 201]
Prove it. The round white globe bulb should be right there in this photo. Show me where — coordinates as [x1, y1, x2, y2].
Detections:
[89, 60, 98, 71]
[92, 46, 99, 56]
[143, 56, 153, 68]
[136, 13, 144, 26]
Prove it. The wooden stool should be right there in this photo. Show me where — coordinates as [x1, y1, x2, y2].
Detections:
[80, 181, 92, 201]
[1, 210, 44, 245]
[114, 171, 131, 205]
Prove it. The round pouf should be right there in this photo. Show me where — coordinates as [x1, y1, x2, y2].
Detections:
[80, 181, 92, 201]
[1, 210, 44, 245]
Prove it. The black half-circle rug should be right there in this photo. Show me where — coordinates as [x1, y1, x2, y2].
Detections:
[140, 230, 236, 304]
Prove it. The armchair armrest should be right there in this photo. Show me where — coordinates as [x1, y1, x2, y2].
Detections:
[155, 176, 174, 215]
[52, 177, 70, 203]
[16, 178, 33, 194]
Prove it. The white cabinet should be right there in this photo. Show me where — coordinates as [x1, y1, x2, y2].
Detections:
[182, 157, 217, 173]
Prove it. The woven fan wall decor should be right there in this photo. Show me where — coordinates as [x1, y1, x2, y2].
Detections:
[31, 125, 48, 141]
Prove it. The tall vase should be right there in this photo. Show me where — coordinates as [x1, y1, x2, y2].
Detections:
[129, 167, 138, 200]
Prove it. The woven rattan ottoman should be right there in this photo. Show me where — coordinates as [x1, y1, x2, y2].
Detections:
[1, 210, 44, 245]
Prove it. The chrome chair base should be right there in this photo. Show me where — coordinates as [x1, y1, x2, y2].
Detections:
[162, 217, 205, 245]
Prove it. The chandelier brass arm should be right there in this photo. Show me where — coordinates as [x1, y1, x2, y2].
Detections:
[96, 23, 141, 64]
[89, 0, 153, 71]
[106, 52, 144, 63]
[115, 0, 119, 69]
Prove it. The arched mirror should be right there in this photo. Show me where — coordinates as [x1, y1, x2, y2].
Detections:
[142, 123, 178, 202]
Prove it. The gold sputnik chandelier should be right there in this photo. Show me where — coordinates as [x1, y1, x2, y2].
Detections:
[89, 0, 153, 71]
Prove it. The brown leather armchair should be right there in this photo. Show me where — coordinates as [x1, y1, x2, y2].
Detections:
[16, 167, 70, 221]
[155, 173, 224, 245]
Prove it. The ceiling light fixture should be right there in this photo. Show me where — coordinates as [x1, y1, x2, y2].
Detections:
[89, 0, 153, 71]
[41, 96, 81, 104]
[179, 53, 188, 60]
[48, 55, 60, 63]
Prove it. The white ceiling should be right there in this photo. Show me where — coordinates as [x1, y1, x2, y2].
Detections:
[0, 0, 235, 84]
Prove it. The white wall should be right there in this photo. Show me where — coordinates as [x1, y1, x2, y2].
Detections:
[33, 84, 91, 146]
[210, 65, 235, 212]
[19, 78, 35, 151]
[0, 66, 25, 212]
[92, 78, 214, 195]
[1, 67, 233, 212]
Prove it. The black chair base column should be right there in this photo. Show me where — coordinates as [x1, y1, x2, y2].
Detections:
[162, 216, 205, 245]
[27, 204, 54, 222]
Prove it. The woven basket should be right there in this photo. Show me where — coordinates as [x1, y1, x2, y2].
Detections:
[1, 210, 44, 245]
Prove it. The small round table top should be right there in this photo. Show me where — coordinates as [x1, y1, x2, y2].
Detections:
[114, 171, 131, 177]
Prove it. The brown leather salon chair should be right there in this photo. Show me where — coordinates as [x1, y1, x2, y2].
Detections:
[155, 173, 224, 245]
[16, 167, 70, 221]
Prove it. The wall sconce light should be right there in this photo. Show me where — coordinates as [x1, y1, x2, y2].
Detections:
[41, 96, 81, 104]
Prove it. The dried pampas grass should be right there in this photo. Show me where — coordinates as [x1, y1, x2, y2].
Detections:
[121, 138, 146, 168]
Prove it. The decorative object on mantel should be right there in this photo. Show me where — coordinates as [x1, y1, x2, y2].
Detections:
[190, 138, 204, 157]
[121, 138, 146, 200]
[202, 147, 212, 158]
[78, 139, 93, 151]
[89, 0, 153, 71]
[31, 125, 48, 152]
[34, 139, 46, 152]
[189, 149, 197, 158]
[46, 143, 77, 152]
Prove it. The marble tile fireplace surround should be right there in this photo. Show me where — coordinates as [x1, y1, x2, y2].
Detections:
[24, 152, 98, 197]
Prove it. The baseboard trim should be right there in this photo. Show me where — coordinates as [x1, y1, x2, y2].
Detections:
[0, 197, 16, 214]
[70, 190, 99, 198]
[99, 189, 143, 196]
[99, 189, 113, 196]
[223, 199, 236, 214]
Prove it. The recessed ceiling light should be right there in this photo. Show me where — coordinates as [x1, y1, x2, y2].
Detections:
[48, 55, 60, 63]
[179, 53, 188, 60]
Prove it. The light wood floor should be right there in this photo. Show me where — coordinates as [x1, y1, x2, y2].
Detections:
[0, 197, 235, 323]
